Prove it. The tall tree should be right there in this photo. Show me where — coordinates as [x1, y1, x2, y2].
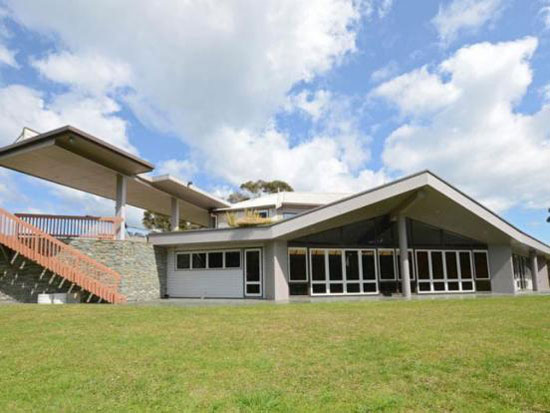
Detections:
[229, 179, 294, 202]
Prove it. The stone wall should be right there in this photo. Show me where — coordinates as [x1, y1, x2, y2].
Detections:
[0, 249, 85, 303]
[63, 239, 167, 302]
[0, 239, 167, 303]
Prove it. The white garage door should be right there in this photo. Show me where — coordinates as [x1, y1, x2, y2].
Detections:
[168, 250, 244, 298]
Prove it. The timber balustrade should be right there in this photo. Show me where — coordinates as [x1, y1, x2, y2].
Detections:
[15, 213, 122, 240]
[0, 208, 126, 303]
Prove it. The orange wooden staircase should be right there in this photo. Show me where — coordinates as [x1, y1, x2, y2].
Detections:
[0, 207, 126, 304]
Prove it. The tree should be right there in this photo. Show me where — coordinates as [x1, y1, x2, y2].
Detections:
[228, 179, 294, 203]
[142, 210, 195, 232]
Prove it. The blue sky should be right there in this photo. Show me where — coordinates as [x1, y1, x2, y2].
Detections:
[0, 0, 549, 241]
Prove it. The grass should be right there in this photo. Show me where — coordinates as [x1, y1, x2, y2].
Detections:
[0, 296, 549, 412]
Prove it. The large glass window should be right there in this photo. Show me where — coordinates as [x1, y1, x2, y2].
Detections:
[309, 248, 378, 295]
[396, 249, 415, 280]
[289, 248, 308, 296]
[245, 249, 262, 296]
[473, 251, 490, 279]
[225, 251, 241, 268]
[192, 253, 207, 269]
[416, 250, 478, 293]
[378, 249, 396, 280]
[208, 252, 223, 269]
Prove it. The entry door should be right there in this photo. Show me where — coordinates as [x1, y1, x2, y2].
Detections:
[244, 249, 262, 297]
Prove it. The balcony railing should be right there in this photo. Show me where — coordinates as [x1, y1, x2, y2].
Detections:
[15, 213, 122, 240]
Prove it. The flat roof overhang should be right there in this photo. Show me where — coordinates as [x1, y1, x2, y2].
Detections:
[0, 126, 214, 226]
[150, 175, 230, 209]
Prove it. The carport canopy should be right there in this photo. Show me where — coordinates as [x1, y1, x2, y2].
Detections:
[0, 125, 230, 234]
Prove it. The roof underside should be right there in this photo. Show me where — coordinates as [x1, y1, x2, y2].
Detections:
[150, 171, 550, 258]
[0, 126, 228, 226]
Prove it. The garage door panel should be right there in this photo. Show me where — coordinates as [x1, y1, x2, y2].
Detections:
[168, 270, 243, 298]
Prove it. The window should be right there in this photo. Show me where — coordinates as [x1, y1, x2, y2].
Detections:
[208, 252, 223, 269]
[473, 251, 490, 279]
[283, 212, 297, 220]
[245, 249, 262, 296]
[378, 249, 396, 280]
[289, 248, 308, 282]
[175, 250, 241, 270]
[256, 209, 269, 218]
[416, 250, 477, 293]
[309, 248, 378, 296]
[192, 253, 206, 269]
[176, 253, 190, 270]
[210, 214, 218, 228]
[225, 251, 241, 268]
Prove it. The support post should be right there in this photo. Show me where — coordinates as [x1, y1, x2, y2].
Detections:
[115, 174, 127, 240]
[530, 251, 539, 292]
[170, 197, 180, 231]
[398, 214, 411, 298]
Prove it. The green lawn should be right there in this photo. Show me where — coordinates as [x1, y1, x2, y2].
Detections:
[0, 296, 549, 412]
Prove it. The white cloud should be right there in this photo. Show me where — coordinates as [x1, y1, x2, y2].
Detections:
[541, 0, 550, 29]
[377, 0, 393, 18]
[432, 0, 505, 45]
[286, 89, 332, 121]
[376, 37, 550, 212]
[4, 0, 384, 193]
[373, 66, 461, 116]
[370, 61, 399, 83]
[32, 52, 132, 95]
[156, 159, 197, 182]
[0, 42, 16, 66]
[0, 85, 136, 153]
[542, 84, 550, 103]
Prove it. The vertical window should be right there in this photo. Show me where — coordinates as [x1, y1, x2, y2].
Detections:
[459, 252, 473, 279]
[310, 249, 326, 282]
[416, 251, 430, 280]
[473, 251, 490, 279]
[345, 251, 359, 280]
[378, 249, 396, 280]
[245, 249, 262, 296]
[361, 250, 376, 280]
[396, 250, 415, 280]
[289, 248, 308, 282]
[445, 251, 458, 279]
[257, 210, 269, 218]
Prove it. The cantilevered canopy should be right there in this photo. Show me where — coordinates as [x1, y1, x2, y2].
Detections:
[0, 125, 227, 227]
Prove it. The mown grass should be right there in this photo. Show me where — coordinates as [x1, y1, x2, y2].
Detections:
[0, 296, 549, 412]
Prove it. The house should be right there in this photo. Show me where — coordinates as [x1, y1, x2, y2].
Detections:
[0, 125, 549, 303]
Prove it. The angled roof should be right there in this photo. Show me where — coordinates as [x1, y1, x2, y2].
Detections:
[149, 171, 550, 257]
[216, 191, 352, 211]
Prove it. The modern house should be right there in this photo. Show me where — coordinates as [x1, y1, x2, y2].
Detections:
[0, 125, 549, 303]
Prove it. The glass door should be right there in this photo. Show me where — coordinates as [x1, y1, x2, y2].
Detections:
[244, 249, 262, 297]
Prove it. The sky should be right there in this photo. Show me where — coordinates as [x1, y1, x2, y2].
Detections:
[0, 0, 549, 241]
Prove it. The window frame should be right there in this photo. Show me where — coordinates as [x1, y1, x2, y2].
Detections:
[415, 249, 476, 294]
[256, 209, 270, 218]
[472, 250, 491, 280]
[174, 249, 242, 271]
[288, 247, 308, 282]
[377, 248, 397, 281]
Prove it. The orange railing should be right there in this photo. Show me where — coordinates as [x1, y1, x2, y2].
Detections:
[0, 208, 126, 304]
[15, 213, 122, 240]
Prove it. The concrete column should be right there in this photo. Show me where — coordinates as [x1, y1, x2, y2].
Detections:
[530, 251, 539, 292]
[264, 240, 289, 301]
[538, 260, 550, 291]
[170, 197, 180, 231]
[488, 245, 515, 294]
[115, 174, 127, 241]
[398, 214, 411, 298]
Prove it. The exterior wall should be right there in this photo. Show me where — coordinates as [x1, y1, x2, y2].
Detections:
[0, 248, 85, 303]
[166, 248, 244, 298]
[488, 245, 515, 294]
[535, 257, 550, 291]
[63, 239, 166, 302]
[264, 240, 289, 301]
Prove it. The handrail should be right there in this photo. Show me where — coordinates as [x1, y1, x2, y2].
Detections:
[0, 207, 126, 303]
[15, 213, 122, 240]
